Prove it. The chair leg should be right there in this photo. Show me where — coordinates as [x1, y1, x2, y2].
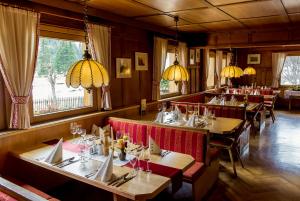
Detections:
[235, 147, 244, 168]
[270, 109, 275, 123]
[228, 148, 237, 177]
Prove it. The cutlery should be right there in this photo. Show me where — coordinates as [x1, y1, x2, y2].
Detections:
[161, 150, 171, 157]
[85, 170, 98, 178]
[108, 173, 129, 186]
[57, 159, 79, 168]
[115, 174, 136, 187]
[53, 157, 75, 166]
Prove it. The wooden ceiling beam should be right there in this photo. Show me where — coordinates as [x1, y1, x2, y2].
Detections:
[11, 0, 177, 36]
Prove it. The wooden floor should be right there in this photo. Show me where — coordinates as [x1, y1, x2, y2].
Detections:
[51, 110, 300, 201]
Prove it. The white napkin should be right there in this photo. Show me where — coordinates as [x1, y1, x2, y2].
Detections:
[185, 114, 196, 127]
[208, 96, 217, 104]
[220, 98, 225, 105]
[154, 111, 164, 123]
[225, 88, 230, 94]
[92, 151, 113, 182]
[175, 105, 184, 121]
[45, 138, 63, 164]
[149, 136, 161, 155]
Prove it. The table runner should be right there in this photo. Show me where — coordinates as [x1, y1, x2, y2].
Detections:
[125, 159, 182, 193]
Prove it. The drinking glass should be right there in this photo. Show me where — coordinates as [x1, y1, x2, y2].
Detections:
[70, 123, 77, 143]
[144, 148, 151, 174]
[128, 150, 137, 174]
[137, 147, 144, 171]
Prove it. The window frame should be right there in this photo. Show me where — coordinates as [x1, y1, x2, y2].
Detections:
[280, 52, 300, 87]
[160, 44, 182, 99]
[31, 24, 99, 124]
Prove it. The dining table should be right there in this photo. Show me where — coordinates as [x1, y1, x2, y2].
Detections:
[11, 137, 195, 201]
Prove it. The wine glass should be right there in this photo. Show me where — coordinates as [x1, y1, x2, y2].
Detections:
[70, 123, 77, 143]
[137, 147, 144, 171]
[128, 150, 137, 175]
[144, 148, 151, 174]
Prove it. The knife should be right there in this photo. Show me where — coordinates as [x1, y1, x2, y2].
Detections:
[53, 157, 75, 166]
[107, 173, 129, 186]
[115, 175, 136, 187]
[57, 159, 79, 168]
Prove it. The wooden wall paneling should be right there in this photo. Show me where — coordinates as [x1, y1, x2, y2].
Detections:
[196, 67, 200, 92]
[121, 38, 140, 106]
[110, 34, 123, 108]
[252, 30, 289, 43]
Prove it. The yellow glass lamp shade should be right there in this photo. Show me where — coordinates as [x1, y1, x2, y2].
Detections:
[162, 61, 189, 82]
[243, 67, 256, 75]
[221, 66, 244, 78]
[66, 58, 109, 90]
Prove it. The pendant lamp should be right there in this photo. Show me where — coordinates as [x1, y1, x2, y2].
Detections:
[221, 49, 243, 78]
[162, 16, 189, 83]
[66, 0, 109, 92]
[243, 67, 256, 75]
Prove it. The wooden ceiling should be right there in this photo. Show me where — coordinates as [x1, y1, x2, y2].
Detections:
[86, 0, 300, 33]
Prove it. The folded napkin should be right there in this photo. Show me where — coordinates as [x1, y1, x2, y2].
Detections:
[149, 136, 161, 155]
[44, 138, 63, 164]
[220, 98, 225, 105]
[185, 114, 196, 127]
[175, 106, 184, 121]
[208, 96, 217, 104]
[92, 151, 113, 182]
[225, 88, 230, 94]
[154, 111, 164, 123]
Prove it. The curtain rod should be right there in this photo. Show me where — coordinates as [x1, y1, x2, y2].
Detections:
[0, 2, 36, 12]
[40, 10, 114, 29]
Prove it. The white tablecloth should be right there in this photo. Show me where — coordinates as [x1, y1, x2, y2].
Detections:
[284, 90, 300, 99]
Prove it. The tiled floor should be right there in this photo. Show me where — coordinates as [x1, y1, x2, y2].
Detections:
[52, 110, 300, 201]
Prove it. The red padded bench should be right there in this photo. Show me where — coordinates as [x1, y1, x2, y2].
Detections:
[107, 117, 219, 201]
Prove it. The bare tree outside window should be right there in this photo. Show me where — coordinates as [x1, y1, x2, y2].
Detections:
[281, 56, 300, 86]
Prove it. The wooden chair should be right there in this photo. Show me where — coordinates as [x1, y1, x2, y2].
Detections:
[264, 95, 277, 123]
[209, 121, 246, 177]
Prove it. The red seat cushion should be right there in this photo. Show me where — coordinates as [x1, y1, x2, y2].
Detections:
[183, 162, 206, 182]
[0, 191, 18, 201]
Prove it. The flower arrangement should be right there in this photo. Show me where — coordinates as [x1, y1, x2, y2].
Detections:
[115, 135, 129, 161]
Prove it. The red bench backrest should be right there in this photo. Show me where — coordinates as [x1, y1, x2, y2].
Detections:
[107, 117, 208, 163]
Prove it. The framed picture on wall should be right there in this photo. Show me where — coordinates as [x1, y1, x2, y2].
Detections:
[247, 54, 261, 64]
[135, 52, 148, 71]
[190, 49, 195, 65]
[196, 49, 200, 63]
[116, 58, 131, 78]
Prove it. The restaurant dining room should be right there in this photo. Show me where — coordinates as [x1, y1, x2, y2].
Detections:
[0, 0, 300, 201]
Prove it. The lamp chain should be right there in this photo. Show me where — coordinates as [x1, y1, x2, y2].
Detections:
[174, 16, 179, 64]
[83, 0, 89, 52]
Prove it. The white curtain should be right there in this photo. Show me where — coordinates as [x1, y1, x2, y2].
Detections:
[272, 53, 286, 88]
[203, 49, 210, 89]
[152, 37, 168, 100]
[215, 50, 223, 88]
[178, 42, 188, 94]
[88, 23, 112, 110]
[0, 6, 39, 129]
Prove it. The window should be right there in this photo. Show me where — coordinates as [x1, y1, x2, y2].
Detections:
[32, 37, 93, 116]
[281, 56, 300, 86]
[160, 52, 179, 96]
[207, 51, 215, 88]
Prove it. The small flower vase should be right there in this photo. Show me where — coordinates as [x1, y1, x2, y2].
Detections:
[118, 150, 126, 161]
